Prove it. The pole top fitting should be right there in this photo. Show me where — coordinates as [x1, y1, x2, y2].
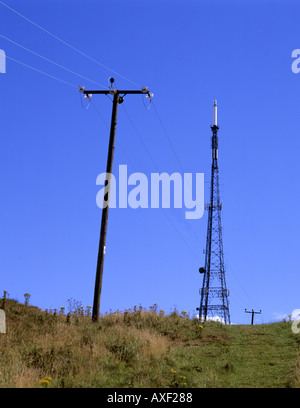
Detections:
[109, 88, 118, 95]
[141, 86, 154, 100]
[213, 100, 218, 126]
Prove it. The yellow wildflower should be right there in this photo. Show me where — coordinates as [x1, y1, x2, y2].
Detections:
[40, 379, 50, 387]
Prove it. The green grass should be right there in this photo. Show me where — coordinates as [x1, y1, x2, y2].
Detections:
[0, 298, 299, 388]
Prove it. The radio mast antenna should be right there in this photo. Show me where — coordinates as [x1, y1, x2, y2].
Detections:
[198, 100, 231, 324]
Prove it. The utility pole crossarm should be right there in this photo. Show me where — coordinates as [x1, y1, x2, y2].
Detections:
[245, 309, 262, 325]
[83, 89, 150, 95]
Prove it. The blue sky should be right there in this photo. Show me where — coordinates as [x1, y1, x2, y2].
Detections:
[0, 0, 299, 324]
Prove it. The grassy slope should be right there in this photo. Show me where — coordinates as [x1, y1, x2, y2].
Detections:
[0, 299, 299, 388]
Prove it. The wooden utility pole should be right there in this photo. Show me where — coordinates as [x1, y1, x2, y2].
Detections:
[82, 80, 151, 322]
[245, 309, 261, 325]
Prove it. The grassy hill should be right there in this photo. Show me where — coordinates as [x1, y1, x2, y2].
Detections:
[0, 297, 299, 388]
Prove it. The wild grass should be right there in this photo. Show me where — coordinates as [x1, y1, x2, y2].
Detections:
[0, 295, 299, 388]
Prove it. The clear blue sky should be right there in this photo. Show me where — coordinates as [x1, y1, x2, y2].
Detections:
[0, 0, 299, 324]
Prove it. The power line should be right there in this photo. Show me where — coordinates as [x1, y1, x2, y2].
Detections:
[91, 100, 201, 262]
[90, 100, 108, 128]
[122, 105, 160, 172]
[0, 34, 106, 89]
[152, 100, 185, 173]
[228, 291, 248, 312]
[160, 208, 201, 262]
[226, 261, 260, 309]
[151, 100, 206, 251]
[0, 0, 141, 88]
[6, 55, 78, 88]
[121, 104, 201, 263]
[90, 99, 137, 171]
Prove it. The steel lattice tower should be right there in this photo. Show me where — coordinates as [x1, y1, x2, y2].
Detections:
[199, 101, 230, 324]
